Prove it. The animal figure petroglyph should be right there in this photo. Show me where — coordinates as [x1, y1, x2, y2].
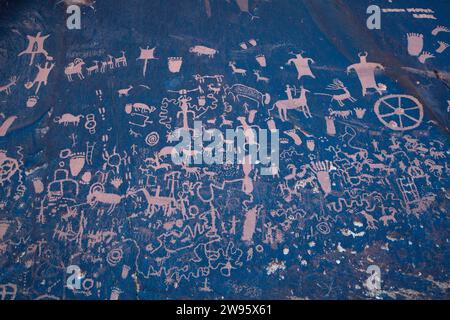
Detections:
[114, 51, 127, 67]
[315, 79, 356, 107]
[271, 85, 311, 120]
[0, 77, 18, 95]
[224, 84, 270, 108]
[189, 45, 218, 58]
[328, 109, 353, 119]
[64, 58, 85, 81]
[86, 61, 99, 75]
[118, 85, 133, 97]
[54, 114, 84, 126]
[229, 61, 247, 76]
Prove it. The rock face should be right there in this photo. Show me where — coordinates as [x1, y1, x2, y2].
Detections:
[0, 0, 448, 300]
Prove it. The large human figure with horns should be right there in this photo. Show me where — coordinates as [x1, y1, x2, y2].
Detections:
[347, 52, 385, 96]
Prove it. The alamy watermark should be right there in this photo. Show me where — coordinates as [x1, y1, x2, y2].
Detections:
[367, 5, 381, 30]
[365, 264, 382, 294]
[66, 264, 82, 290]
[66, 5, 81, 30]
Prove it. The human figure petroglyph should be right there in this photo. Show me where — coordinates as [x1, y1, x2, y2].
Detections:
[388, 136, 401, 152]
[271, 85, 311, 121]
[53, 217, 83, 243]
[286, 51, 315, 80]
[176, 95, 196, 132]
[347, 52, 385, 96]
[25, 62, 55, 93]
[18, 32, 52, 65]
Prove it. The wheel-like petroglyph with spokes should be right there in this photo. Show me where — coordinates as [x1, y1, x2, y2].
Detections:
[374, 94, 423, 131]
